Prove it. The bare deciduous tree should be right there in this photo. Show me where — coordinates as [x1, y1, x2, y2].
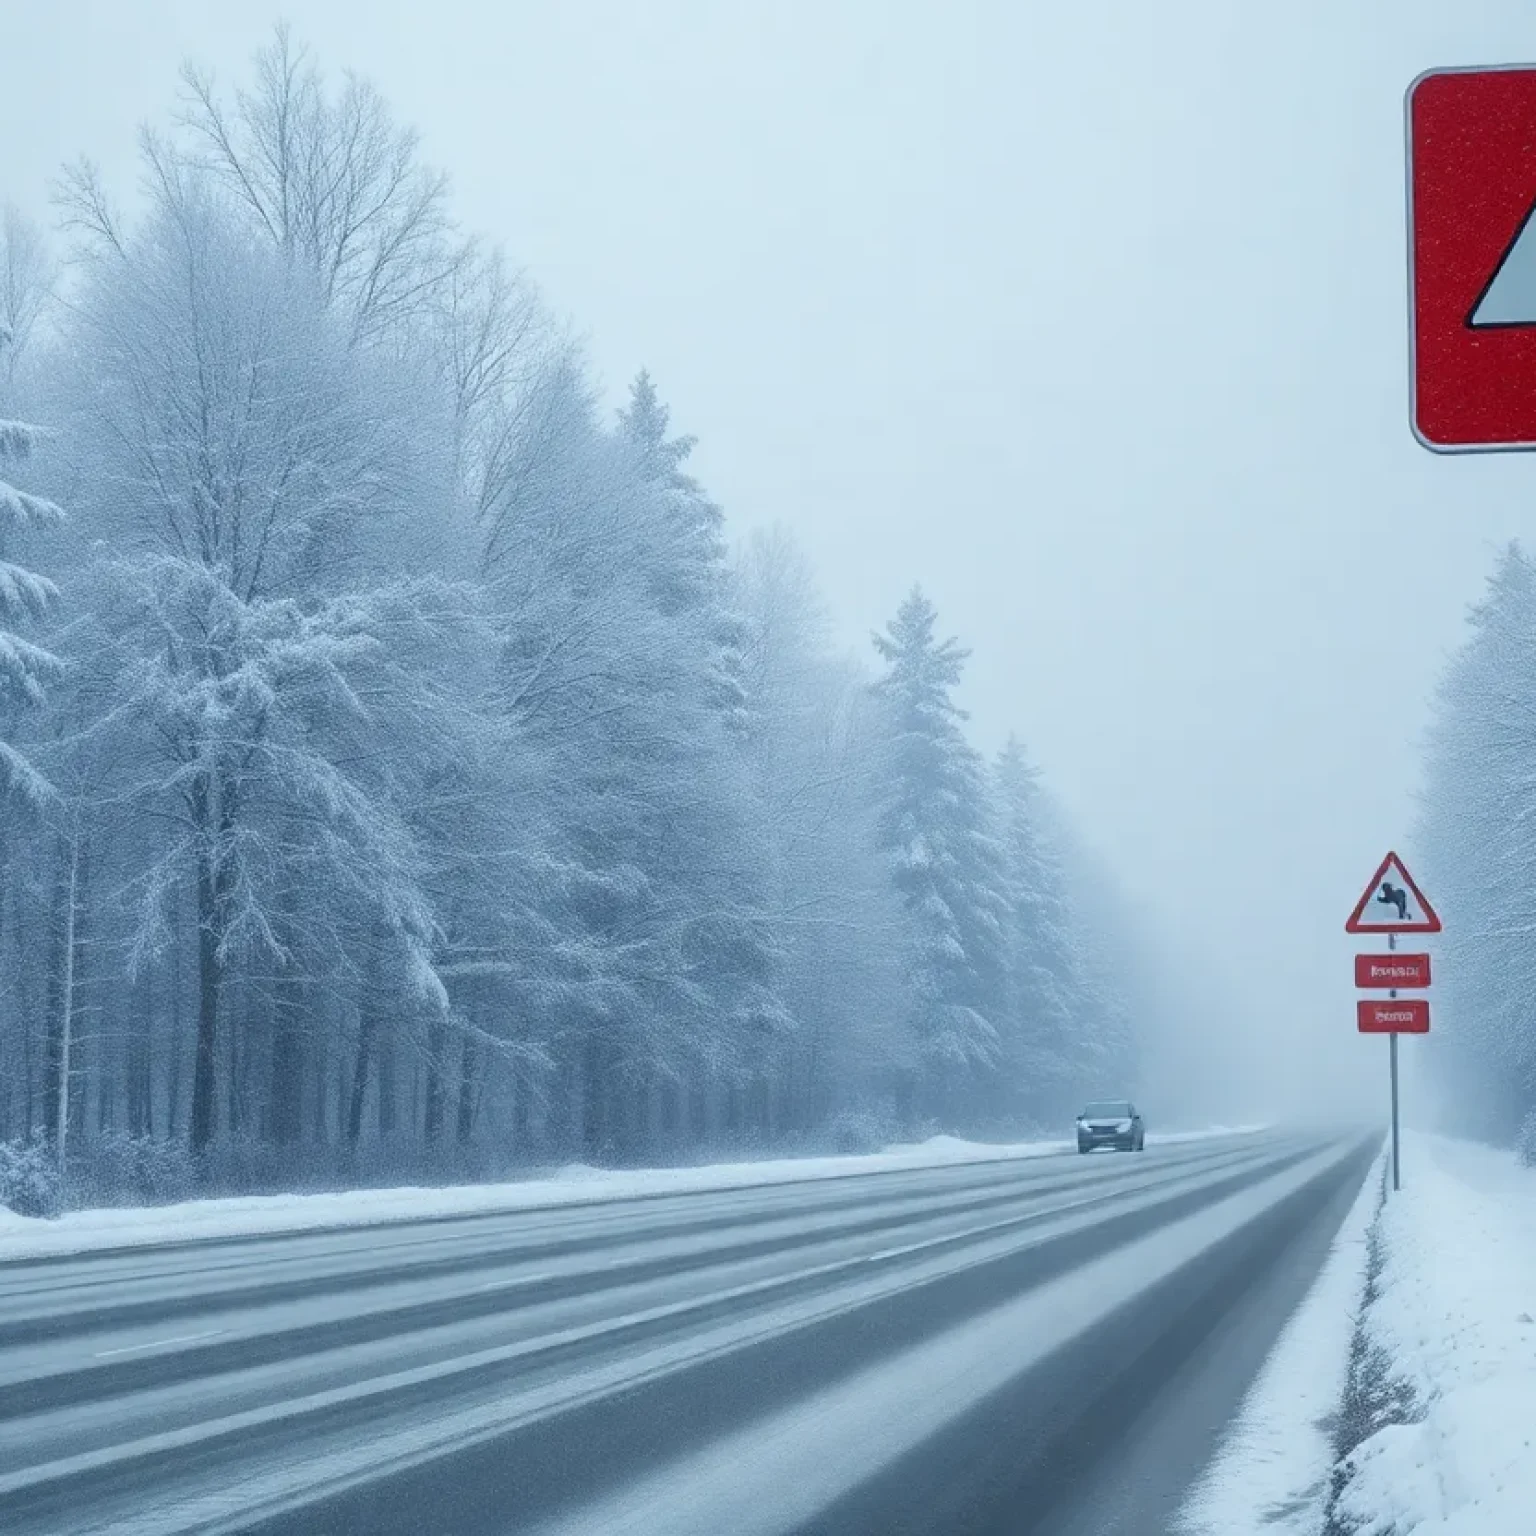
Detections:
[175, 24, 459, 345]
[0, 208, 57, 382]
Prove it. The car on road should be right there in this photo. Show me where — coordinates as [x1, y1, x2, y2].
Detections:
[1077, 1100, 1145, 1153]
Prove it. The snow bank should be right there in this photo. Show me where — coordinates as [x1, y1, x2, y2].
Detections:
[0, 1125, 1261, 1262]
[1176, 1141, 1385, 1536]
[1330, 1134, 1536, 1536]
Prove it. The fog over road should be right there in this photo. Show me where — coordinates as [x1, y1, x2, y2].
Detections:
[0, 1129, 1376, 1536]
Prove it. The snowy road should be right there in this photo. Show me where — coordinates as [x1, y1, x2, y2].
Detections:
[0, 1130, 1374, 1535]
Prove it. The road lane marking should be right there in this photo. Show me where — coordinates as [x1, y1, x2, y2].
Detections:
[475, 1272, 553, 1292]
[94, 1329, 227, 1359]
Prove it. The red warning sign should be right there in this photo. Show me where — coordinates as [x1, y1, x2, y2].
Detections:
[1357, 999, 1430, 1034]
[1345, 852, 1442, 934]
[1355, 953, 1432, 989]
[1408, 66, 1536, 451]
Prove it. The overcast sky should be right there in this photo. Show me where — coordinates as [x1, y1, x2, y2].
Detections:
[5, 0, 1533, 1122]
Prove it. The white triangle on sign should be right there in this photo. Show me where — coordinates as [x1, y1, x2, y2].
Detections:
[1470, 201, 1536, 326]
[1345, 851, 1442, 934]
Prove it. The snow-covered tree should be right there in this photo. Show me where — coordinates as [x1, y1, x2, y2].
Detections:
[872, 588, 1009, 1124]
[616, 370, 748, 727]
[0, 322, 62, 807]
[993, 737, 1081, 1118]
[735, 527, 905, 1129]
[1, 207, 56, 388]
[171, 24, 458, 346]
[55, 172, 458, 1151]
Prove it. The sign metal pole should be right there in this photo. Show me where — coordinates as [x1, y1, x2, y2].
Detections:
[1390, 1034, 1401, 1192]
[1388, 930, 1401, 1192]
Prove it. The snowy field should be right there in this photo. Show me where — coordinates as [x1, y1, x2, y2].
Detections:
[0, 1126, 1261, 1261]
[1328, 1133, 1536, 1536]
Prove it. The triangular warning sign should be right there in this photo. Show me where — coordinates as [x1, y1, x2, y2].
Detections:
[1470, 197, 1536, 327]
[1345, 851, 1442, 934]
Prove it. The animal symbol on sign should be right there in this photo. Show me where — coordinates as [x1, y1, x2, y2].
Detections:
[1376, 882, 1409, 921]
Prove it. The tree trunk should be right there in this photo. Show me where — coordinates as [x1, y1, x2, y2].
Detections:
[376, 1027, 396, 1137]
[311, 1024, 329, 1143]
[347, 998, 376, 1148]
[42, 837, 82, 1169]
[423, 1015, 447, 1145]
[166, 914, 184, 1140]
[269, 988, 306, 1145]
[189, 779, 232, 1157]
[546, 1039, 578, 1157]
[128, 965, 154, 1138]
[456, 1033, 477, 1146]
[226, 977, 242, 1139]
[38, 836, 83, 1198]
[580, 1032, 611, 1164]
[40, 846, 67, 1146]
[0, 814, 8, 1141]
[893, 1068, 915, 1136]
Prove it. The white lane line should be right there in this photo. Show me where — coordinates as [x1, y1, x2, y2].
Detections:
[82, 1265, 555, 1358]
[94, 1329, 227, 1360]
[474, 1272, 553, 1292]
[855, 1148, 1274, 1267]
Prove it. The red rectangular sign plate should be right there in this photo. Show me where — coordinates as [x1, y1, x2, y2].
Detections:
[1408, 65, 1536, 451]
[1357, 999, 1430, 1034]
[1355, 953, 1432, 988]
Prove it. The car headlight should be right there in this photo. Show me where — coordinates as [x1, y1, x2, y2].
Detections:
[1115, 1120, 1131, 1132]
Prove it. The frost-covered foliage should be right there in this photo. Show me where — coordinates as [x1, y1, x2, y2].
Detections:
[0, 30, 1171, 1205]
[1420, 544, 1536, 1145]
[0, 228, 63, 807]
[1517, 1108, 1536, 1169]
[0, 1139, 59, 1217]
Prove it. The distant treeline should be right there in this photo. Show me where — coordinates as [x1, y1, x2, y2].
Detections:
[1421, 543, 1536, 1161]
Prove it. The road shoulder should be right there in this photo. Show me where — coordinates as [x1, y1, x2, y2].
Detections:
[1175, 1140, 1383, 1536]
[1323, 1133, 1536, 1536]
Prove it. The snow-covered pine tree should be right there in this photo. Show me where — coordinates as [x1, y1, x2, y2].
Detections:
[872, 588, 1008, 1128]
[993, 736, 1081, 1122]
[0, 320, 62, 807]
[473, 365, 788, 1161]
[616, 370, 748, 728]
[733, 527, 906, 1133]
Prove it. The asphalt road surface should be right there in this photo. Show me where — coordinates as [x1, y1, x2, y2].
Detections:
[0, 1129, 1377, 1536]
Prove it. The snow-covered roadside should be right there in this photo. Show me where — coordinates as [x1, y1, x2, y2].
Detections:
[1326, 1133, 1536, 1536]
[1176, 1141, 1386, 1536]
[0, 1125, 1261, 1261]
